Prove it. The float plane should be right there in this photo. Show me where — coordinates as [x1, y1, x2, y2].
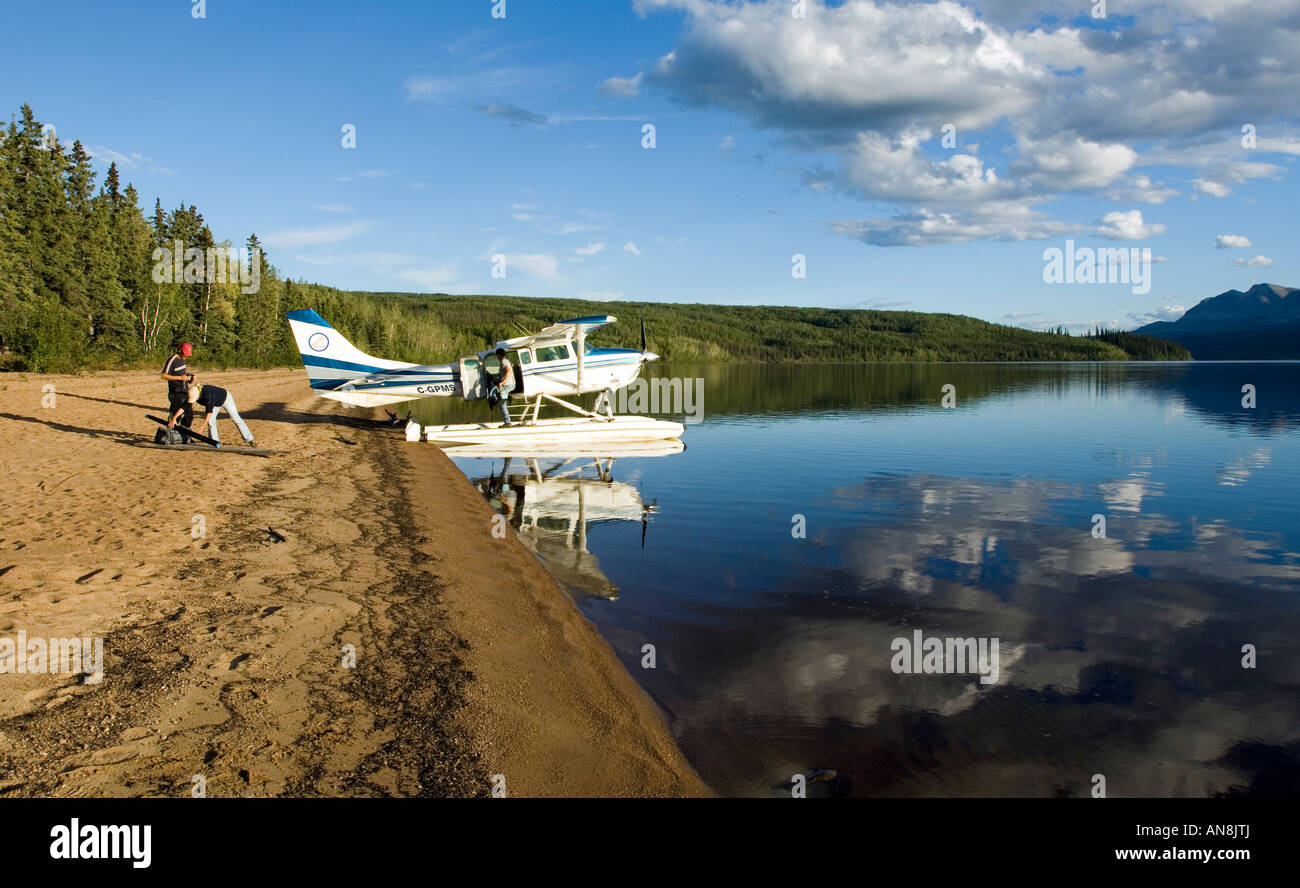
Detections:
[285, 308, 685, 445]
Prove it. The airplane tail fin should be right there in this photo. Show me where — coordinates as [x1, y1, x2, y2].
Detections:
[285, 308, 409, 390]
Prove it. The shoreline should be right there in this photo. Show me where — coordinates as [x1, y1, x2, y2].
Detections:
[399, 437, 710, 797]
[0, 369, 708, 797]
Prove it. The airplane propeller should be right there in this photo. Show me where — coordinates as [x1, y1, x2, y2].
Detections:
[639, 318, 659, 362]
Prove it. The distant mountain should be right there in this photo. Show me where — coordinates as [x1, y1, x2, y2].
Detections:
[1134, 284, 1300, 359]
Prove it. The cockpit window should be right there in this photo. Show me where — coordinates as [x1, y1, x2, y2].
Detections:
[535, 344, 570, 362]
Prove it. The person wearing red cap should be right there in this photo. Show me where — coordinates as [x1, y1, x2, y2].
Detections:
[161, 341, 196, 436]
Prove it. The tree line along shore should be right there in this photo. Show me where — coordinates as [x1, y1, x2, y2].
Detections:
[1, 103, 1190, 374]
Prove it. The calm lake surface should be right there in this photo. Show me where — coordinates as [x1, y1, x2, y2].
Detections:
[414, 363, 1300, 797]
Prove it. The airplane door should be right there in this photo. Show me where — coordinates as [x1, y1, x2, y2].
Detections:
[458, 356, 486, 401]
[512, 349, 528, 395]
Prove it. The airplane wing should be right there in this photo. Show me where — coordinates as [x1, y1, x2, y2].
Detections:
[503, 315, 616, 349]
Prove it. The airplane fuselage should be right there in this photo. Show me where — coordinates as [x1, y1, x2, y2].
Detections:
[285, 308, 654, 408]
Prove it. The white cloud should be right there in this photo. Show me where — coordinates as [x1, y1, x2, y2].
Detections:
[1194, 178, 1231, 197]
[1214, 234, 1252, 248]
[404, 76, 451, 102]
[1231, 254, 1273, 267]
[838, 131, 1007, 205]
[264, 221, 373, 249]
[572, 240, 607, 258]
[87, 146, 140, 168]
[597, 72, 645, 97]
[1106, 175, 1179, 205]
[1127, 305, 1187, 326]
[623, 241, 642, 256]
[1096, 210, 1165, 240]
[631, 0, 1300, 247]
[517, 205, 609, 236]
[477, 104, 549, 127]
[539, 113, 649, 125]
[720, 134, 736, 153]
[287, 251, 416, 270]
[833, 202, 1079, 247]
[508, 253, 562, 282]
[1256, 134, 1300, 155]
[395, 266, 458, 291]
[87, 145, 176, 176]
[641, 0, 1039, 134]
[542, 221, 604, 236]
[314, 203, 353, 213]
[1012, 135, 1137, 191]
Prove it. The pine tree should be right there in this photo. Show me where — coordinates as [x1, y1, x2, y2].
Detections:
[9, 104, 77, 368]
[152, 197, 166, 238]
[235, 233, 284, 364]
[83, 157, 134, 357]
[61, 140, 99, 350]
[114, 183, 156, 358]
[141, 198, 178, 353]
[0, 114, 27, 362]
[103, 162, 121, 211]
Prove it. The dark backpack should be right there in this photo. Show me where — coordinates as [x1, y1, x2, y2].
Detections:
[154, 427, 185, 445]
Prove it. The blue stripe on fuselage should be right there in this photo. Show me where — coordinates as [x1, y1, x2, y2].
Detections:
[310, 375, 455, 391]
[301, 354, 447, 376]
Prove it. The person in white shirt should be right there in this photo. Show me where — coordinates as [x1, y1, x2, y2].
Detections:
[493, 348, 516, 425]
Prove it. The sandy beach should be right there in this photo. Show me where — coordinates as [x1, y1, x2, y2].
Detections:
[0, 368, 709, 797]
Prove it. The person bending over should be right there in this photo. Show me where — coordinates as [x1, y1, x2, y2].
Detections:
[169, 383, 257, 448]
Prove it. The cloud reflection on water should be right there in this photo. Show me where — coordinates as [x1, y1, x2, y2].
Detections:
[650, 471, 1300, 797]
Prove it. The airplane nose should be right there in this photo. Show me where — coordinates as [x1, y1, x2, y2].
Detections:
[642, 351, 660, 362]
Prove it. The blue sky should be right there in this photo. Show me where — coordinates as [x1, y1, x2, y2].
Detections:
[4, 0, 1297, 332]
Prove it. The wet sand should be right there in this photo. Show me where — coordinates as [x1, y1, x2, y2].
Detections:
[0, 369, 709, 797]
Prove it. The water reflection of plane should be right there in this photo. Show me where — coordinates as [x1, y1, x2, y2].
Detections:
[454, 439, 684, 601]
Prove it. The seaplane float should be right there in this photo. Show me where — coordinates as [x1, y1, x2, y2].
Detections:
[285, 309, 685, 445]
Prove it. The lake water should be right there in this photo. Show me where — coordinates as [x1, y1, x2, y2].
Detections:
[414, 363, 1300, 797]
